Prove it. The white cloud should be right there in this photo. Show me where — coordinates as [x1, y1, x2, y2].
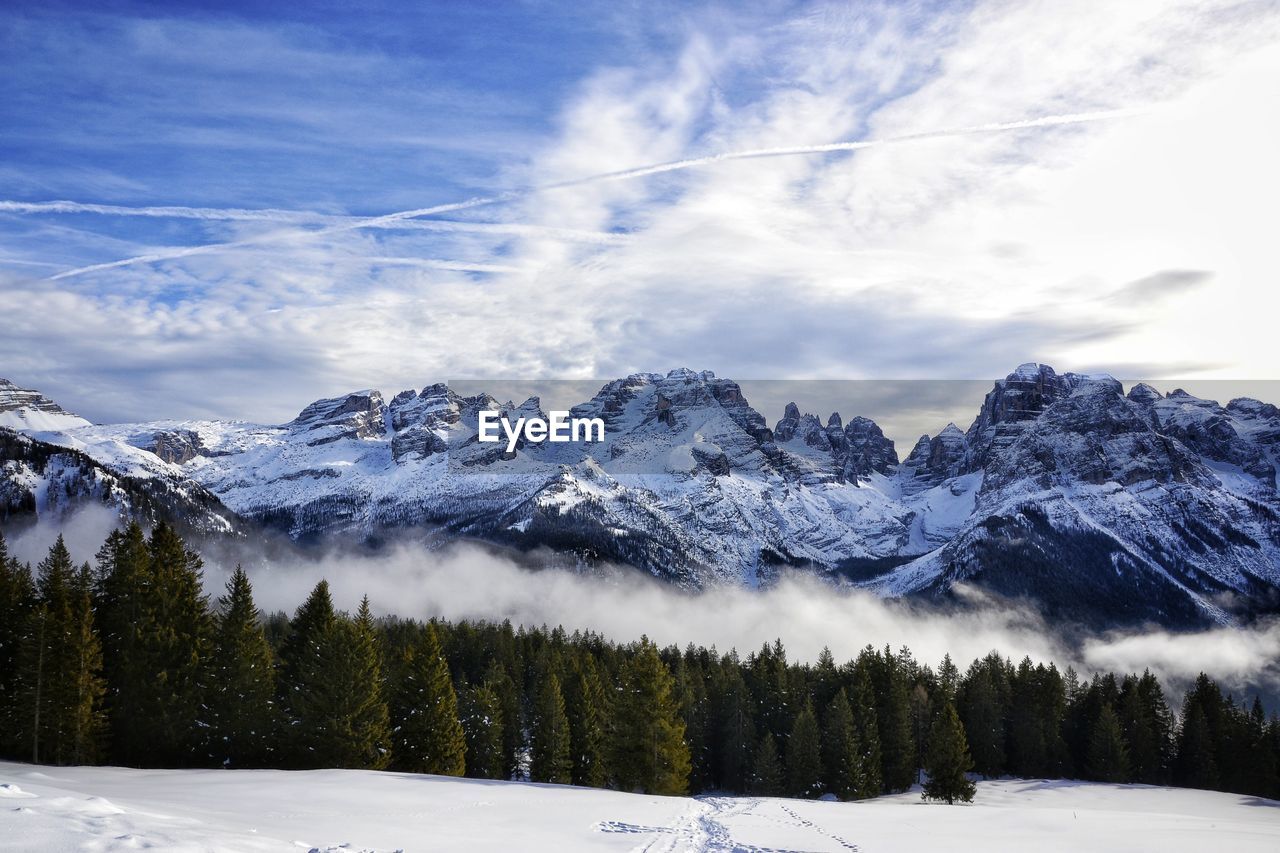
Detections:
[2, 0, 1278, 430]
[11, 507, 1278, 699]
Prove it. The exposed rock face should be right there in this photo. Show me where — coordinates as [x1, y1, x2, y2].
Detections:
[900, 424, 967, 495]
[840, 416, 898, 480]
[0, 378, 92, 431]
[288, 391, 386, 446]
[1141, 390, 1276, 482]
[145, 430, 206, 465]
[771, 407, 898, 483]
[1228, 397, 1280, 461]
[979, 380, 1206, 492]
[965, 363, 1118, 470]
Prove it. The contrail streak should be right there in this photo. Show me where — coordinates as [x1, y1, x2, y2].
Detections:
[0, 200, 322, 222]
[2, 200, 627, 244]
[44, 108, 1139, 282]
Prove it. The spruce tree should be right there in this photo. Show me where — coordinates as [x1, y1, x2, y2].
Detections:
[1119, 672, 1170, 785]
[13, 538, 106, 765]
[786, 699, 823, 799]
[957, 659, 1006, 779]
[530, 672, 572, 784]
[673, 654, 711, 792]
[564, 655, 610, 788]
[390, 623, 464, 775]
[0, 535, 36, 759]
[747, 640, 791, 743]
[348, 594, 391, 768]
[937, 654, 959, 705]
[712, 661, 755, 792]
[751, 732, 783, 796]
[612, 638, 691, 795]
[94, 523, 151, 764]
[879, 647, 918, 791]
[923, 701, 976, 804]
[1086, 704, 1131, 782]
[206, 566, 275, 767]
[459, 683, 504, 779]
[822, 689, 859, 800]
[483, 659, 523, 780]
[62, 566, 107, 766]
[0, 532, 36, 753]
[95, 523, 210, 767]
[849, 668, 883, 798]
[1177, 703, 1219, 790]
[278, 582, 393, 769]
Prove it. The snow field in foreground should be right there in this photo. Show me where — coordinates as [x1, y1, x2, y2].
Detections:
[2, 760, 1279, 852]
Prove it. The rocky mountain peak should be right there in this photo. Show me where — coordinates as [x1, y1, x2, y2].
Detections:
[1126, 383, 1163, 405]
[901, 422, 967, 494]
[289, 390, 386, 446]
[0, 378, 92, 432]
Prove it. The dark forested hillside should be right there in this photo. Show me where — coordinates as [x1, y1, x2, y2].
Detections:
[1, 525, 1278, 803]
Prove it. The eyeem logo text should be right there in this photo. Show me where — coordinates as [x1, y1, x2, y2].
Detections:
[477, 411, 605, 453]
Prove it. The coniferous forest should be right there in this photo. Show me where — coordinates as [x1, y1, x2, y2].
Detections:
[2, 523, 1279, 805]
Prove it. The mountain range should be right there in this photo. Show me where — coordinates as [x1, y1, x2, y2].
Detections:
[2, 364, 1278, 629]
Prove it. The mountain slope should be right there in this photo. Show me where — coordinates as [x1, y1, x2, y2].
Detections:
[3, 365, 1278, 627]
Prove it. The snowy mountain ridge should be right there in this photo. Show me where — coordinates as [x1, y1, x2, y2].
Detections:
[2, 364, 1279, 628]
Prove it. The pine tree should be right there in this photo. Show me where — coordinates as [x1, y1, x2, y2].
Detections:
[390, 623, 464, 775]
[61, 567, 106, 765]
[277, 583, 390, 769]
[483, 659, 523, 780]
[564, 655, 610, 787]
[1244, 697, 1277, 797]
[0, 533, 36, 758]
[957, 657, 1006, 779]
[206, 566, 275, 767]
[751, 732, 783, 795]
[923, 701, 976, 804]
[349, 597, 393, 769]
[612, 638, 691, 795]
[275, 579, 335, 765]
[530, 672, 572, 784]
[849, 668, 883, 799]
[13, 538, 106, 765]
[93, 523, 150, 764]
[673, 653, 710, 792]
[812, 647, 840, 711]
[937, 654, 959, 705]
[95, 523, 210, 766]
[822, 689, 859, 800]
[459, 683, 504, 779]
[145, 523, 212, 764]
[0, 525, 36, 758]
[747, 640, 791, 743]
[712, 661, 755, 792]
[882, 647, 918, 790]
[1177, 703, 1219, 790]
[1118, 672, 1171, 785]
[1086, 704, 1131, 782]
[786, 699, 823, 799]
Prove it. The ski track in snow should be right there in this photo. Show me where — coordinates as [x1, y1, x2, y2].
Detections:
[598, 796, 859, 853]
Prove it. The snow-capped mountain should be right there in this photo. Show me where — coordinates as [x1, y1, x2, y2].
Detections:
[2, 365, 1278, 628]
[0, 378, 240, 535]
[0, 377, 91, 432]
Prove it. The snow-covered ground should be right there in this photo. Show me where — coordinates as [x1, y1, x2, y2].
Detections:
[2, 761, 1278, 853]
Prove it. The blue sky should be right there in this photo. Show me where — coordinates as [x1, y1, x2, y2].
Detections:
[1, 0, 1278, 426]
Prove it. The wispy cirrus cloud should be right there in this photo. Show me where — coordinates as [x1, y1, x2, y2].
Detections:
[2, 0, 1278, 431]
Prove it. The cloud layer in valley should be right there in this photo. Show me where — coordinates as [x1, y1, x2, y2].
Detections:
[7, 508, 1279, 704]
